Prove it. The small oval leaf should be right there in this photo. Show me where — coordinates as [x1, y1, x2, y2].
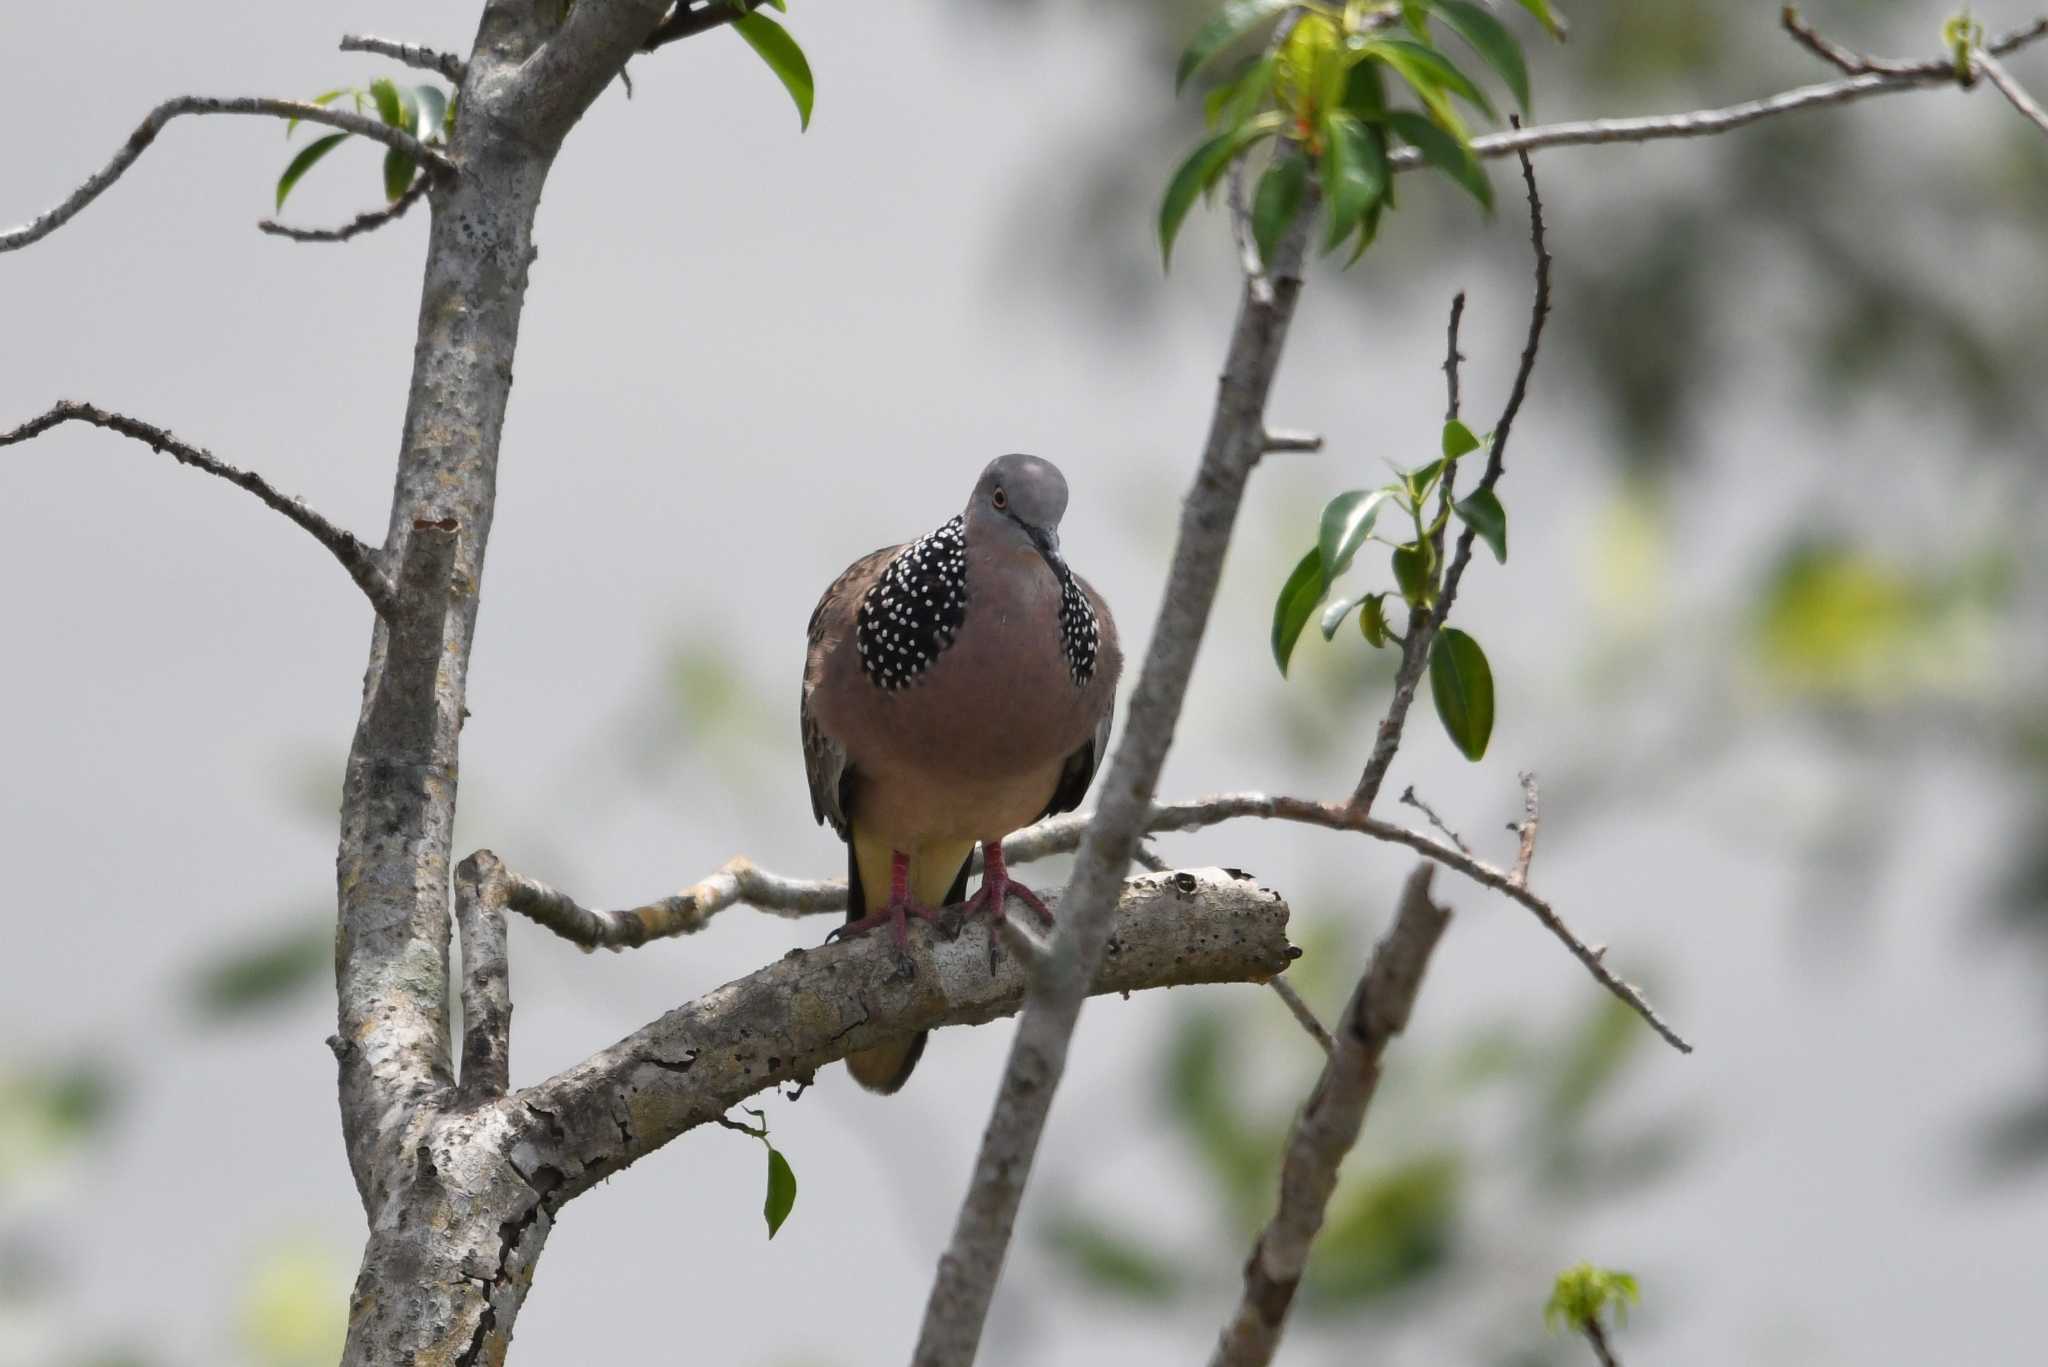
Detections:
[1159, 116, 1281, 267]
[382, 146, 418, 203]
[1367, 38, 1496, 120]
[1319, 111, 1387, 250]
[1320, 596, 1359, 640]
[1318, 487, 1396, 581]
[1454, 487, 1507, 562]
[414, 86, 448, 144]
[1392, 541, 1432, 605]
[764, 1145, 797, 1238]
[1361, 593, 1391, 647]
[1272, 547, 1328, 676]
[1429, 626, 1495, 760]
[1516, 0, 1570, 41]
[275, 132, 348, 211]
[1252, 149, 1309, 268]
[733, 10, 814, 130]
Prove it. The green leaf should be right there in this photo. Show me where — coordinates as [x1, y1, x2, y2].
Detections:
[275, 132, 348, 211]
[1392, 541, 1432, 605]
[1385, 110, 1492, 210]
[1342, 57, 1388, 120]
[764, 1145, 797, 1237]
[1272, 547, 1328, 675]
[1428, 626, 1494, 760]
[382, 146, 418, 203]
[1360, 593, 1391, 647]
[1441, 418, 1481, 458]
[1406, 455, 1446, 505]
[1319, 112, 1387, 249]
[1454, 487, 1507, 562]
[1159, 115, 1282, 266]
[733, 10, 814, 130]
[1176, 0, 1293, 92]
[1319, 596, 1360, 640]
[1516, 0, 1570, 41]
[1366, 38, 1494, 122]
[1546, 1263, 1640, 1333]
[287, 89, 349, 137]
[368, 77, 408, 132]
[1435, 0, 1532, 112]
[414, 86, 448, 144]
[1318, 487, 1396, 581]
[1251, 149, 1308, 268]
[1206, 54, 1276, 128]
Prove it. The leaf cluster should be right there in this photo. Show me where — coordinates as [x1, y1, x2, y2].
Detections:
[1544, 1261, 1640, 1333]
[1272, 417, 1506, 760]
[1161, 0, 1565, 267]
[275, 78, 455, 212]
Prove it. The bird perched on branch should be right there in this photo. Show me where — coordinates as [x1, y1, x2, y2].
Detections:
[801, 454, 1121, 1092]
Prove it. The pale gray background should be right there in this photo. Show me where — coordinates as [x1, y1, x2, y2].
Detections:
[4, 2, 2045, 1364]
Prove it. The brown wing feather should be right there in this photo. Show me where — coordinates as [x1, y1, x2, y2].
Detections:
[801, 544, 901, 837]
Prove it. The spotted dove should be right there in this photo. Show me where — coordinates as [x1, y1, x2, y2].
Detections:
[801, 454, 1121, 1092]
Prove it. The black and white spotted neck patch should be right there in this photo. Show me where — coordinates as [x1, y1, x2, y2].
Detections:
[856, 517, 968, 691]
[1056, 570, 1099, 686]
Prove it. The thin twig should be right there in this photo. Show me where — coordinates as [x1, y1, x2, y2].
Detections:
[340, 33, 467, 83]
[1354, 137, 1551, 812]
[1442, 289, 1467, 422]
[1374, 16, 2048, 181]
[1227, 157, 1275, 306]
[1779, 6, 1920, 76]
[1511, 770, 1541, 888]
[1399, 786, 1473, 857]
[490, 853, 843, 949]
[0, 401, 397, 615]
[1266, 977, 1334, 1054]
[1210, 864, 1451, 1367]
[1585, 1318, 1623, 1367]
[0, 95, 449, 254]
[1975, 50, 2048, 137]
[642, 1, 748, 53]
[257, 176, 431, 244]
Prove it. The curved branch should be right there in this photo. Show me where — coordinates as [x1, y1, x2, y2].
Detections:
[0, 95, 449, 254]
[257, 176, 430, 244]
[0, 401, 397, 616]
[1976, 50, 2048, 138]
[641, 1, 748, 53]
[1377, 15, 2047, 177]
[512, 869, 1296, 1199]
[340, 33, 468, 83]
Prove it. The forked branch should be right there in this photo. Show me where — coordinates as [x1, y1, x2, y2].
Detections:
[0, 95, 449, 254]
[0, 401, 397, 616]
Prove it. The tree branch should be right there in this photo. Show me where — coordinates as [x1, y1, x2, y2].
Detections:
[1396, 15, 2048, 177]
[487, 851, 844, 948]
[1267, 976, 1334, 1054]
[1355, 139, 1550, 810]
[1012, 793, 1691, 1055]
[512, 870, 1297, 1199]
[457, 852, 513, 1104]
[641, 1, 749, 53]
[256, 176, 430, 244]
[341, 33, 468, 83]
[0, 400, 397, 616]
[1511, 770, 1542, 888]
[1975, 50, 2048, 138]
[0, 96, 449, 254]
[1210, 863, 1450, 1367]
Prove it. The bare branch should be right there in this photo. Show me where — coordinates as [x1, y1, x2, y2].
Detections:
[1399, 785, 1473, 857]
[257, 176, 430, 244]
[1355, 138, 1550, 811]
[341, 33, 468, 83]
[1211, 864, 1450, 1367]
[1511, 770, 1542, 888]
[1442, 289, 1467, 422]
[513, 870, 1297, 1198]
[911, 182, 1325, 1367]
[0, 95, 449, 254]
[1779, 6, 1923, 77]
[1975, 50, 2048, 138]
[1226, 157, 1274, 306]
[1262, 428, 1325, 453]
[1014, 792, 1692, 1055]
[1403, 16, 2048, 176]
[1267, 977, 1334, 1054]
[641, 0, 748, 53]
[0, 401, 397, 616]
[487, 853, 842, 947]
[456, 852, 512, 1104]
